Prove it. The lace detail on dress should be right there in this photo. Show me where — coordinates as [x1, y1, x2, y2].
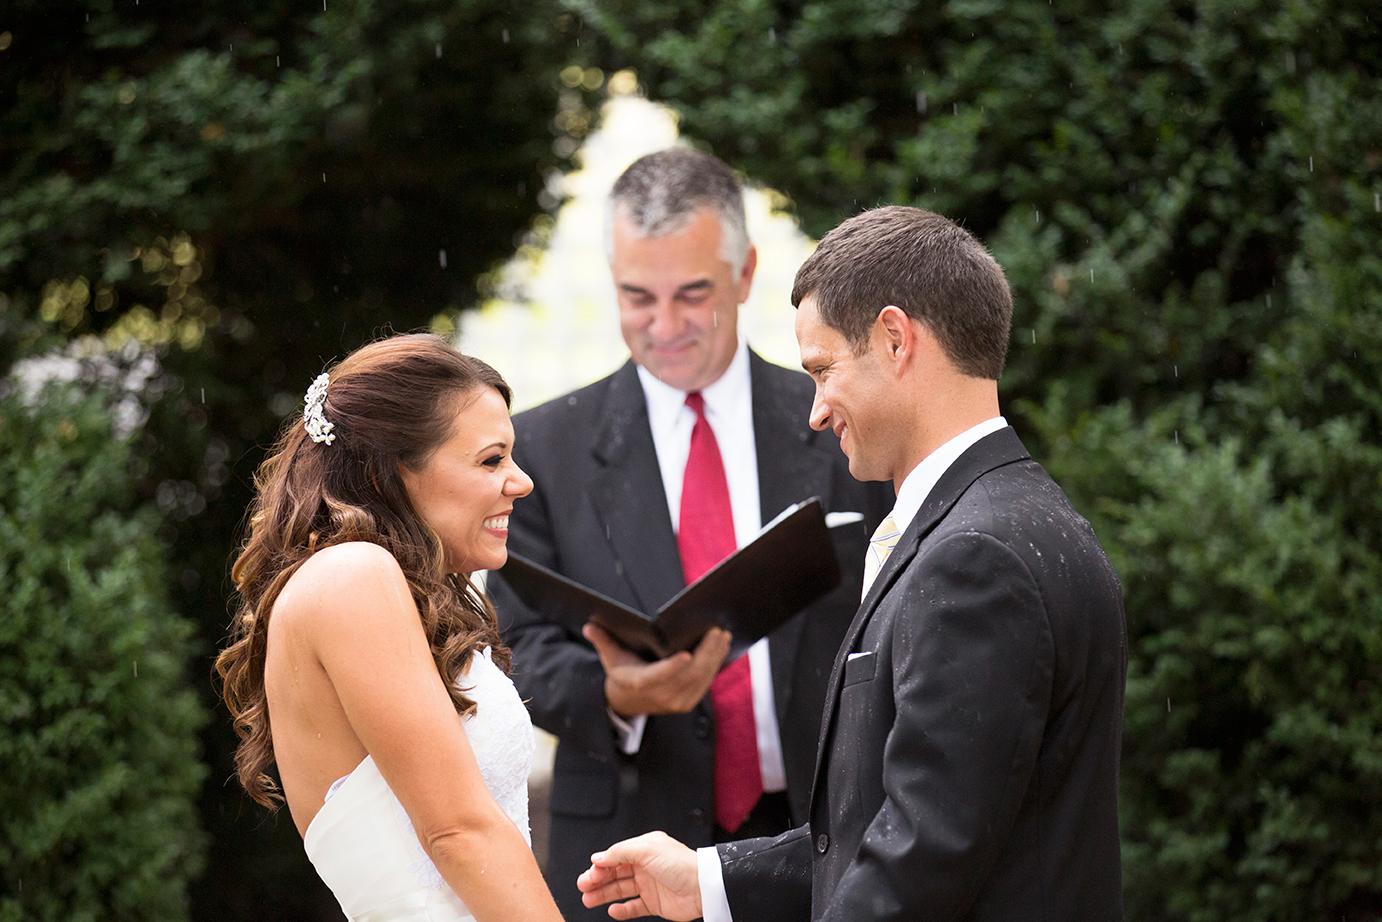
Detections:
[395, 806, 446, 891]
[460, 647, 535, 845]
[387, 646, 534, 893]
[323, 773, 351, 804]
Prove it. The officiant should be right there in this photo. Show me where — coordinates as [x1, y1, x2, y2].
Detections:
[487, 148, 889, 921]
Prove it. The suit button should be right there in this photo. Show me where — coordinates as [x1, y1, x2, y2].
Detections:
[815, 833, 829, 854]
[691, 808, 708, 826]
[695, 715, 711, 739]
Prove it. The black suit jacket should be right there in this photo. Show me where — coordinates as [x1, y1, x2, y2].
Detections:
[487, 353, 890, 921]
[719, 428, 1127, 922]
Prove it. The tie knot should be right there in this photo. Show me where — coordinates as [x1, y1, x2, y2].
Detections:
[870, 514, 901, 548]
[861, 514, 902, 599]
[867, 516, 901, 552]
[685, 392, 706, 417]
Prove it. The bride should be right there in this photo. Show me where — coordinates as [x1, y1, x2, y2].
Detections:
[216, 334, 563, 922]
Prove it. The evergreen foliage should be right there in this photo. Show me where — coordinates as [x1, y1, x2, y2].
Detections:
[0, 365, 207, 922]
[1032, 192, 1382, 917]
[571, 1, 1382, 917]
[3, 4, 593, 917]
[570, 0, 1378, 413]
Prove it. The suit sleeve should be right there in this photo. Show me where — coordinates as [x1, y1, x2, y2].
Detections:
[823, 531, 1055, 921]
[488, 458, 619, 764]
[720, 826, 814, 922]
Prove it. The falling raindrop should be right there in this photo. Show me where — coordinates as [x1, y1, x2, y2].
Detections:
[915, 91, 927, 114]
[322, 173, 326, 183]
[1309, 156, 1314, 172]
[953, 102, 958, 115]
[1167, 698, 1171, 713]
[768, 27, 776, 43]
[1267, 293, 1272, 308]
[1031, 329, 1036, 344]
[133, 661, 138, 678]
[713, 311, 718, 327]
[201, 388, 205, 403]
[1174, 431, 1179, 444]
[502, 29, 510, 43]
[1173, 365, 1178, 378]
[1375, 193, 1380, 212]
[276, 55, 280, 67]
[439, 249, 447, 268]
[435, 43, 442, 59]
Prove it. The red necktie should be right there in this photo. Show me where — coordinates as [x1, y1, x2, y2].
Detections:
[678, 392, 762, 833]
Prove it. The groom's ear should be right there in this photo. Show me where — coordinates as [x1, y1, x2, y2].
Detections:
[874, 306, 915, 369]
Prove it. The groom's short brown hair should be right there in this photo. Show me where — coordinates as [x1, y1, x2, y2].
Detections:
[792, 206, 1013, 380]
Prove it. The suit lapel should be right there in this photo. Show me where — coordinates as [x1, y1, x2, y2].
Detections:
[809, 427, 1032, 796]
[751, 352, 835, 520]
[587, 362, 686, 613]
[750, 352, 837, 717]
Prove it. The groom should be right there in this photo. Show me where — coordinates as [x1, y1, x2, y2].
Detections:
[578, 206, 1127, 921]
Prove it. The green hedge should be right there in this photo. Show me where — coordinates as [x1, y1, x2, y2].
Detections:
[0, 364, 207, 922]
[569, 0, 1382, 916]
[1029, 188, 1382, 919]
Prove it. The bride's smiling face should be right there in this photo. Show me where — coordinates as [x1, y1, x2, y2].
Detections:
[399, 387, 533, 574]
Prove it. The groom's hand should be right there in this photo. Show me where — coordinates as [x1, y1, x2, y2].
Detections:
[584, 623, 730, 717]
[577, 831, 703, 921]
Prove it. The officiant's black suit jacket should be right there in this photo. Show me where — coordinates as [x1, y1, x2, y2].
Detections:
[718, 427, 1127, 922]
[487, 353, 889, 921]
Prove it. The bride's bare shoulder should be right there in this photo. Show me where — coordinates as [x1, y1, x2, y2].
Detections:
[276, 542, 411, 622]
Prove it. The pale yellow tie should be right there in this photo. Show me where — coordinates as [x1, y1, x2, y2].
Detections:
[861, 514, 901, 599]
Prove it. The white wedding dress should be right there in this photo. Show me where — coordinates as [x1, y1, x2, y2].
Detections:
[303, 647, 535, 922]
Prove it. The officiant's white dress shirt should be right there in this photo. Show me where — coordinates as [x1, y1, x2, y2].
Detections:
[607, 340, 787, 798]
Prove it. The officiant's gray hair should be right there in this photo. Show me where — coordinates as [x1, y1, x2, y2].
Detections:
[605, 148, 751, 278]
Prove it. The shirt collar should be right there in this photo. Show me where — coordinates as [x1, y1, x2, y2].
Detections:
[636, 339, 752, 428]
[890, 416, 1008, 533]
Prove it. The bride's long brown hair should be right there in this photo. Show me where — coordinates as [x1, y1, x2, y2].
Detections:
[216, 334, 514, 808]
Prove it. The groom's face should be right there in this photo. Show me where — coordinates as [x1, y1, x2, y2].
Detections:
[796, 296, 899, 484]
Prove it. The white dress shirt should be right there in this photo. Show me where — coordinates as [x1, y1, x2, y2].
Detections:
[697, 415, 1009, 922]
[608, 341, 787, 797]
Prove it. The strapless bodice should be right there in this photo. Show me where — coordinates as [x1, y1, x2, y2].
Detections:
[303, 647, 535, 921]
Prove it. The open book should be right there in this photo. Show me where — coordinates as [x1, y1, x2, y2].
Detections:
[496, 497, 842, 660]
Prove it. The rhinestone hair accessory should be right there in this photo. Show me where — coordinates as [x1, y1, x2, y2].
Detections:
[303, 373, 336, 444]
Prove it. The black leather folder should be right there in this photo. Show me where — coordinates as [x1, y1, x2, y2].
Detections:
[496, 497, 842, 661]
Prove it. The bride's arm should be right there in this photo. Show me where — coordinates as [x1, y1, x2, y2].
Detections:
[300, 542, 563, 922]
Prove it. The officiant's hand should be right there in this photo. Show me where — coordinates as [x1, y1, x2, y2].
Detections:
[583, 623, 730, 718]
[578, 831, 702, 921]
